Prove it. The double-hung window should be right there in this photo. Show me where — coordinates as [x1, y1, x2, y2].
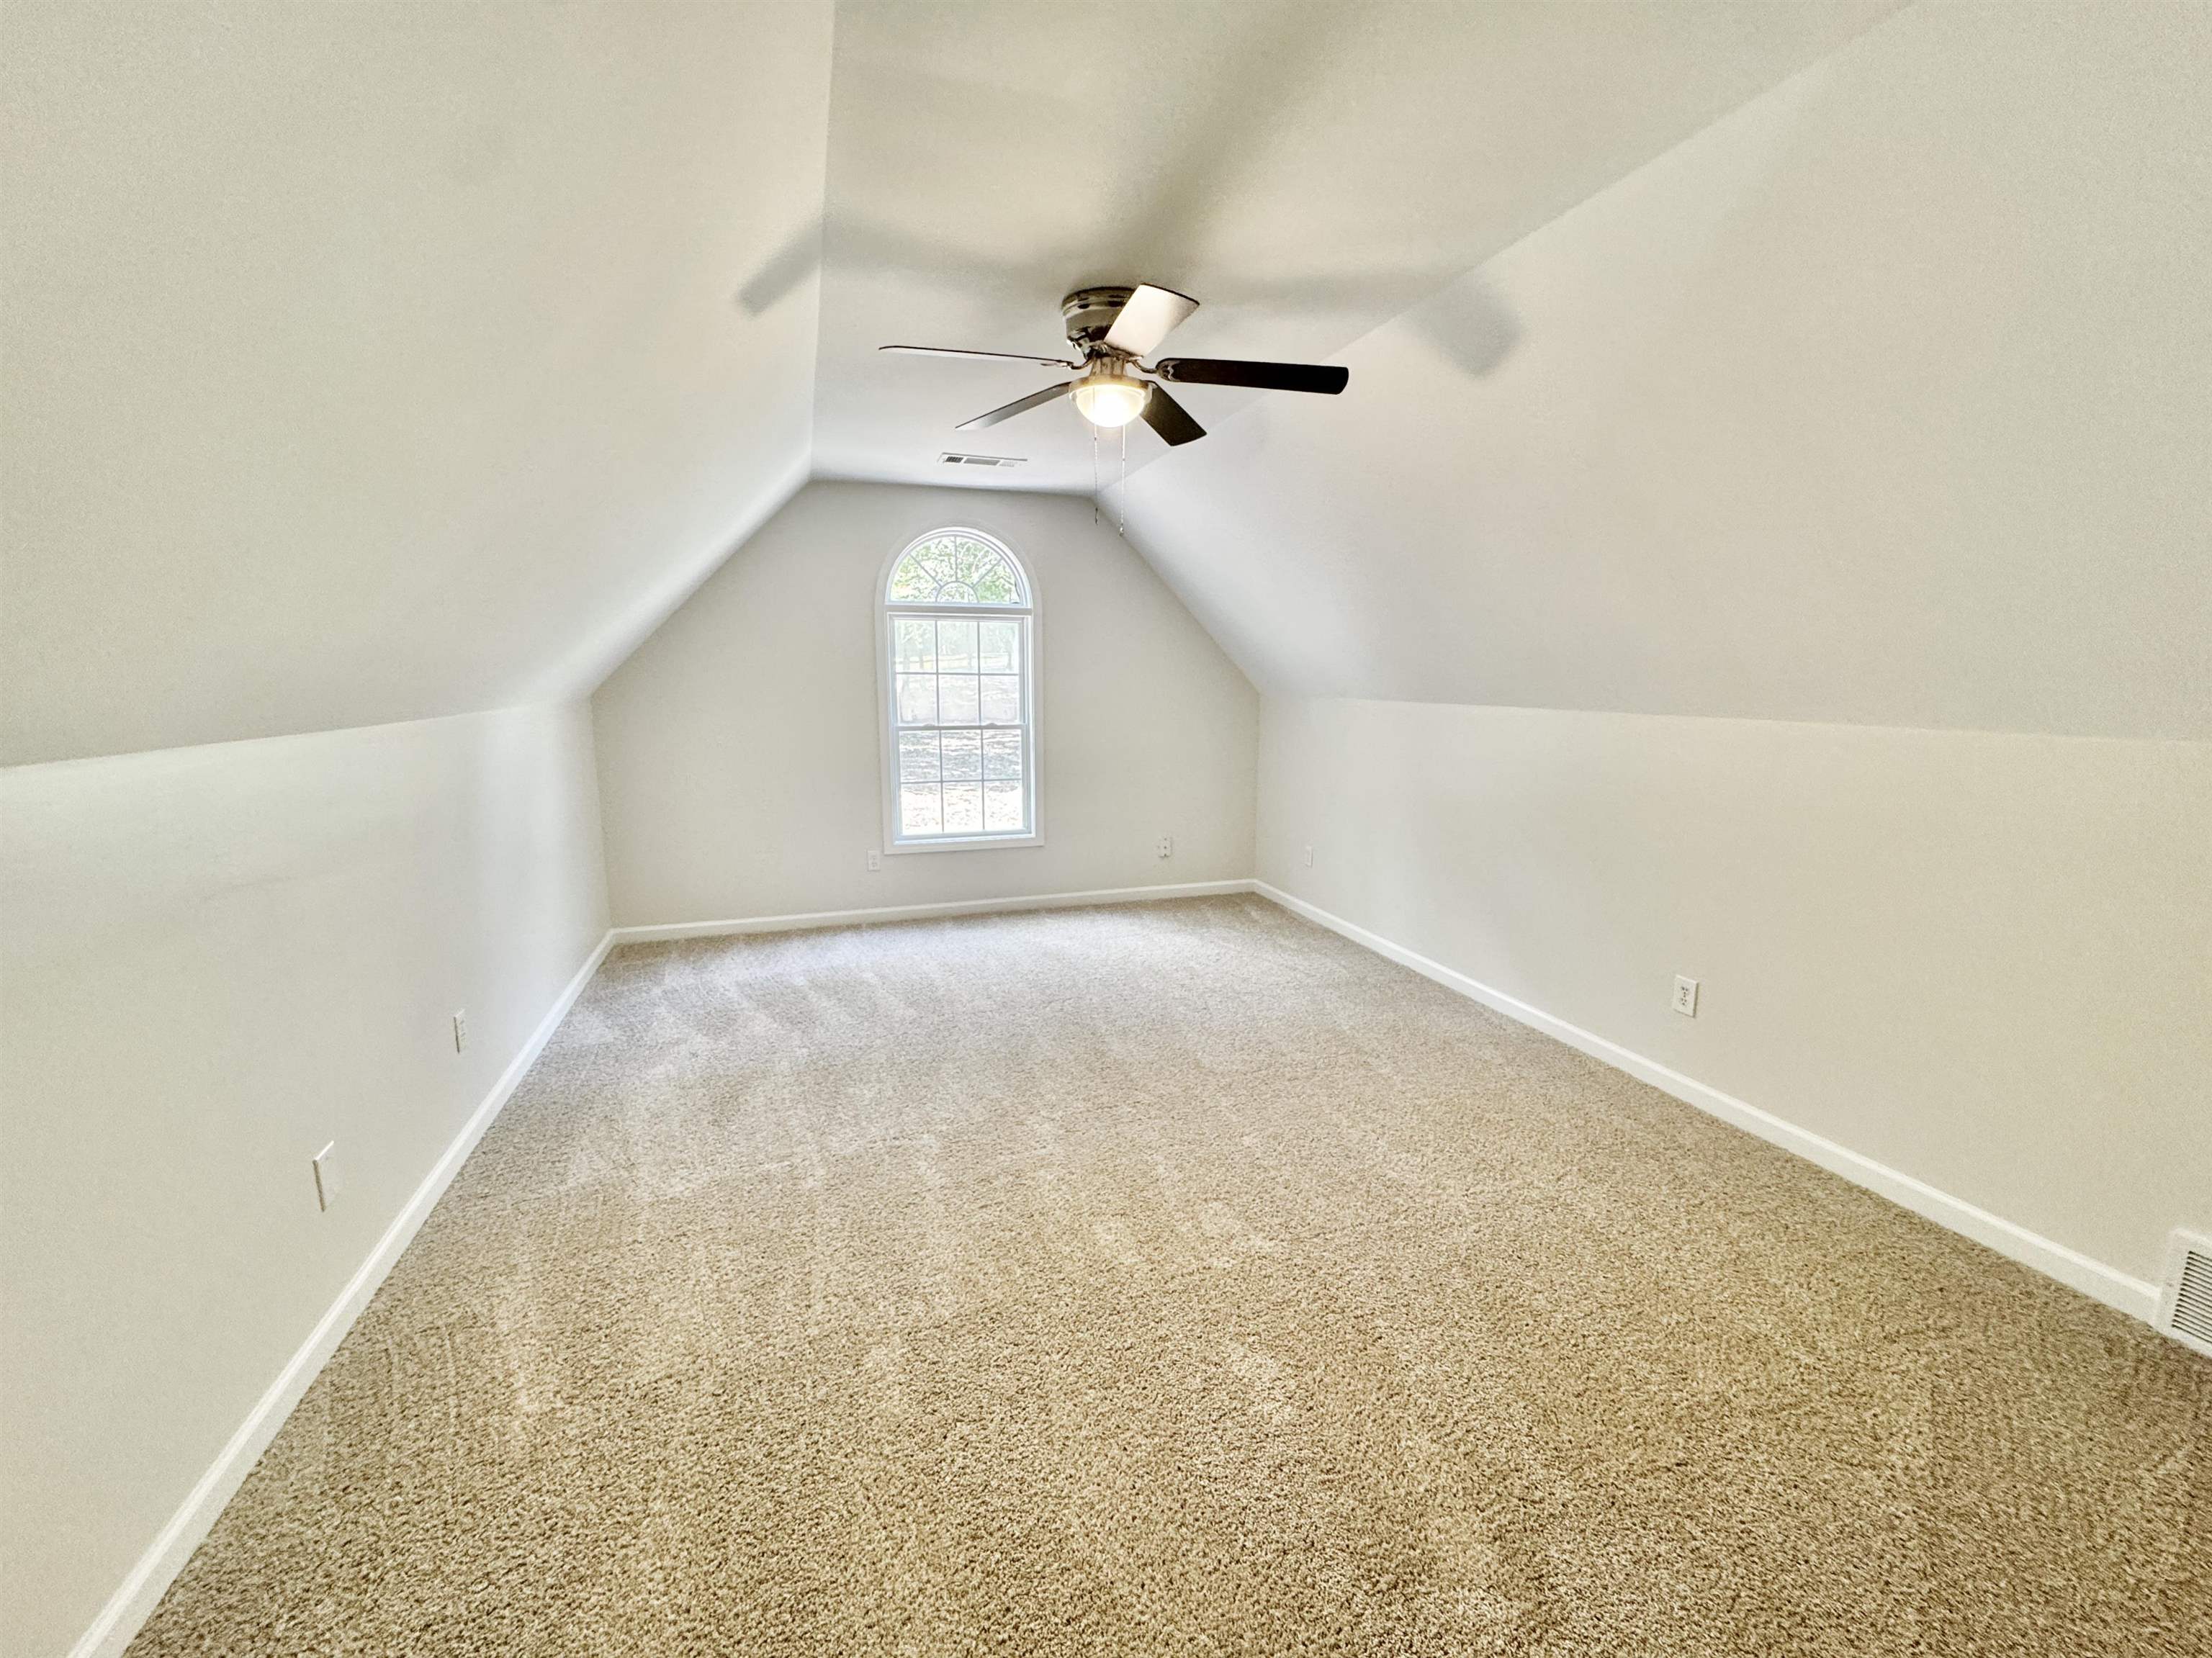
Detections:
[879, 530, 1038, 850]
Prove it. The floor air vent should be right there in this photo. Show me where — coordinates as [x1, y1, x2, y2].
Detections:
[938, 451, 1025, 469]
[2159, 1231, 2212, 1358]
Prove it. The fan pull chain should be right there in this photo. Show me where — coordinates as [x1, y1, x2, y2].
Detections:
[1118, 421, 1128, 533]
[1092, 424, 1100, 525]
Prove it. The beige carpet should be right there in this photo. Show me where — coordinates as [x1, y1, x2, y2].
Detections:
[131, 896, 2208, 1656]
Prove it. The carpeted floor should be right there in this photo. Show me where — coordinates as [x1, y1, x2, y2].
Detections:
[131, 896, 2208, 1656]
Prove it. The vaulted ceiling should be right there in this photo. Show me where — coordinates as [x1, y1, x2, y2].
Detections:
[1118, 1, 2212, 739]
[4, 1, 2204, 765]
[3, 1, 831, 764]
[802, 0, 1892, 490]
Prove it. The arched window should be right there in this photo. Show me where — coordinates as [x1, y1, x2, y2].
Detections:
[878, 529, 1038, 849]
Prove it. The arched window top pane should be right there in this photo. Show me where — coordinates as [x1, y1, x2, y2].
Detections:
[886, 532, 1028, 608]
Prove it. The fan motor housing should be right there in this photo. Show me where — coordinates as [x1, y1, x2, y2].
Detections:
[1062, 286, 1137, 351]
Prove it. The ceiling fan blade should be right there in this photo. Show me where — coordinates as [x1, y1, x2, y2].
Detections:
[1154, 357, 1349, 395]
[956, 382, 1071, 431]
[1103, 284, 1200, 357]
[883, 345, 1079, 369]
[1141, 384, 1206, 447]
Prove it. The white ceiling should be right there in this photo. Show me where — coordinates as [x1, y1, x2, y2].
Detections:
[807, 1, 1895, 492]
[1115, 2, 2212, 739]
[9, 1, 2197, 764]
[2, 1, 830, 764]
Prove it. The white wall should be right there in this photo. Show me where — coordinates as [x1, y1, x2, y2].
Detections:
[1114, 0, 2212, 1326]
[593, 482, 1257, 927]
[1259, 699, 2211, 1299]
[0, 703, 610, 1658]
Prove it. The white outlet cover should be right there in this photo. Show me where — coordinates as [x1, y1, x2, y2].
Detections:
[1303, 845, 1315, 867]
[312, 1142, 340, 1212]
[866, 850, 881, 871]
[452, 1010, 468, 1052]
[1156, 835, 1174, 858]
[1672, 976, 1700, 1017]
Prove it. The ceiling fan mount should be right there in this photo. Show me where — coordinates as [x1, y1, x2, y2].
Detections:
[881, 282, 1348, 449]
[1060, 285, 1141, 349]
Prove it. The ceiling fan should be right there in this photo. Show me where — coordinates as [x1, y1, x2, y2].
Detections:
[880, 284, 1348, 448]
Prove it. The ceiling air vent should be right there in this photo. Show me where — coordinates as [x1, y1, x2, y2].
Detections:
[938, 451, 1026, 469]
[2159, 1230, 2212, 1358]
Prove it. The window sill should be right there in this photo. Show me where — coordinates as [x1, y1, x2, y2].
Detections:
[885, 832, 1044, 855]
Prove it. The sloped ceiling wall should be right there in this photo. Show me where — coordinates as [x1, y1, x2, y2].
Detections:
[2, 0, 1897, 768]
[1, 1, 831, 765]
[1117, 3, 2212, 740]
[7, 2, 2201, 763]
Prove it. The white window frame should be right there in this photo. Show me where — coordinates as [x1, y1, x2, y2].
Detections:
[876, 528, 1043, 854]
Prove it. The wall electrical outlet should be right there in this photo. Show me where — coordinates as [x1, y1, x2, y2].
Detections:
[1156, 834, 1174, 859]
[312, 1142, 341, 1212]
[1672, 976, 1700, 1017]
[1303, 844, 1315, 868]
[452, 1010, 468, 1052]
[866, 850, 881, 871]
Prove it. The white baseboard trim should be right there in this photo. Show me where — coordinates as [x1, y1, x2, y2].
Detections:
[1254, 882, 2160, 1325]
[69, 928, 619, 1658]
[72, 880, 2160, 1657]
[609, 878, 1259, 944]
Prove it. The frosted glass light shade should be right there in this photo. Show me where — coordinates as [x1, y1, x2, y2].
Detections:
[1072, 374, 1149, 428]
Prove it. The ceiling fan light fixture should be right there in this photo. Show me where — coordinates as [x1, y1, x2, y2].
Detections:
[1071, 371, 1150, 430]
[915, 284, 1346, 448]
